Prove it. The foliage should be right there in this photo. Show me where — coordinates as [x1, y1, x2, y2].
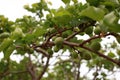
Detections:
[0, 0, 120, 80]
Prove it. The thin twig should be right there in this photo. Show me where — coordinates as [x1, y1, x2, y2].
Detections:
[93, 66, 99, 80]
[76, 58, 81, 80]
[37, 56, 50, 80]
[34, 47, 49, 57]
[65, 30, 81, 41]
[80, 32, 116, 46]
[46, 28, 72, 43]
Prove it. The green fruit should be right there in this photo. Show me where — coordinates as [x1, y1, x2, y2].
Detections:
[54, 46, 59, 52]
[47, 48, 53, 55]
[71, 52, 78, 58]
[62, 32, 68, 38]
[91, 42, 101, 52]
[0, 32, 10, 38]
[54, 37, 64, 45]
[85, 27, 93, 34]
[81, 51, 92, 60]
[73, 53, 78, 58]
[94, 27, 101, 35]
[83, 53, 91, 60]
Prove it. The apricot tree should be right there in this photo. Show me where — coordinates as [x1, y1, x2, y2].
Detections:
[0, 0, 120, 80]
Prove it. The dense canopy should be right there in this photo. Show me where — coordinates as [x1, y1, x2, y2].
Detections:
[0, 0, 120, 80]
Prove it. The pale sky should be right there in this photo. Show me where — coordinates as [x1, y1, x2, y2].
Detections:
[0, 0, 64, 21]
[0, 0, 86, 21]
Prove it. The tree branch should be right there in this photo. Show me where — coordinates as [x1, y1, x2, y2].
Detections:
[93, 66, 99, 80]
[81, 45, 120, 66]
[65, 30, 81, 41]
[75, 58, 81, 80]
[37, 56, 50, 80]
[0, 70, 28, 79]
[27, 55, 37, 80]
[80, 32, 116, 46]
[45, 28, 72, 43]
[34, 47, 49, 57]
[63, 40, 120, 66]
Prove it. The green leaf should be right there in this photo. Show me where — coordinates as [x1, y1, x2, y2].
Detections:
[103, 60, 114, 70]
[80, 6, 105, 21]
[54, 8, 71, 17]
[53, 10, 72, 25]
[11, 27, 24, 39]
[102, 0, 119, 9]
[4, 45, 15, 59]
[116, 36, 120, 44]
[33, 27, 46, 37]
[22, 27, 46, 44]
[53, 15, 71, 26]
[86, 0, 100, 6]
[0, 32, 10, 38]
[0, 38, 13, 52]
[103, 11, 120, 32]
[62, 0, 70, 4]
[22, 34, 35, 44]
[108, 52, 115, 58]
[72, 0, 78, 3]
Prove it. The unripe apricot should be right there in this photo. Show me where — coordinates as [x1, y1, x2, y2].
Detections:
[91, 42, 101, 52]
[85, 27, 93, 34]
[54, 37, 64, 45]
[94, 27, 101, 35]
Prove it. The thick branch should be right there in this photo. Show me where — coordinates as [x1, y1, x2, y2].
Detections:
[27, 64, 37, 80]
[33, 32, 120, 66]
[64, 40, 79, 46]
